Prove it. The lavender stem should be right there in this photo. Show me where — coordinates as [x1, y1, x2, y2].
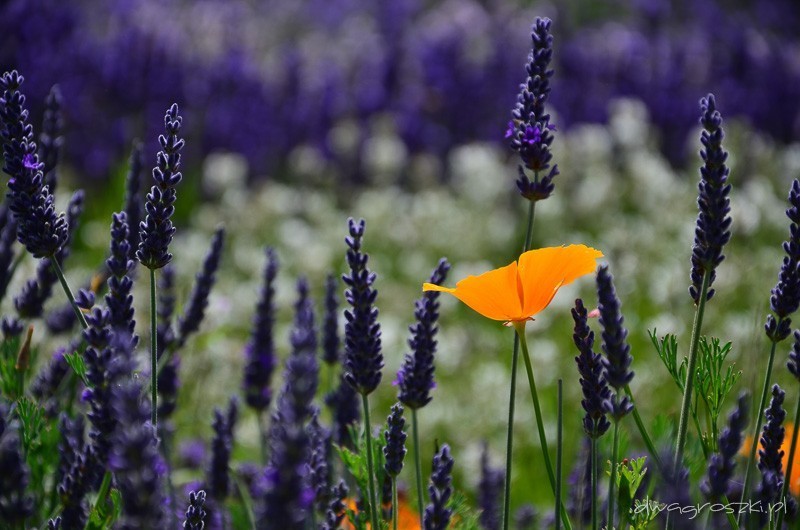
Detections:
[50, 259, 87, 330]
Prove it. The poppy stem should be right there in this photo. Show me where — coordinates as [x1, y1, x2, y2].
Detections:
[361, 393, 381, 530]
[412, 408, 425, 528]
[673, 270, 711, 468]
[738, 336, 778, 527]
[775, 389, 800, 530]
[513, 322, 573, 530]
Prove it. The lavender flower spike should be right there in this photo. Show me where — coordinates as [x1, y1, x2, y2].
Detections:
[307, 410, 332, 513]
[424, 444, 454, 530]
[766, 178, 800, 342]
[384, 403, 407, 478]
[123, 142, 143, 262]
[105, 212, 136, 341]
[39, 85, 63, 194]
[137, 103, 184, 270]
[702, 391, 748, 499]
[207, 397, 238, 503]
[0, 400, 34, 525]
[596, 265, 633, 419]
[478, 443, 504, 530]
[757, 385, 786, 508]
[0, 70, 68, 258]
[397, 258, 450, 410]
[342, 218, 383, 395]
[176, 226, 225, 347]
[183, 490, 208, 530]
[508, 18, 559, 202]
[243, 247, 278, 412]
[689, 94, 731, 304]
[321, 481, 349, 530]
[572, 298, 611, 438]
[322, 273, 340, 365]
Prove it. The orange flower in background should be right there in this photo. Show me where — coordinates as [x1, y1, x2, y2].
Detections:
[742, 423, 800, 497]
[423, 245, 603, 323]
[343, 492, 421, 530]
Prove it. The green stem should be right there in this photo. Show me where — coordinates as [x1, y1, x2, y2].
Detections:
[673, 270, 711, 468]
[523, 199, 536, 252]
[412, 408, 425, 529]
[513, 323, 572, 530]
[233, 471, 258, 530]
[502, 334, 520, 530]
[362, 393, 380, 530]
[51, 259, 88, 330]
[392, 477, 399, 530]
[89, 471, 113, 521]
[555, 379, 563, 530]
[607, 420, 620, 529]
[776, 391, 800, 530]
[589, 437, 597, 530]
[738, 338, 778, 528]
[150, 268, 158, 427]
[624, 384, 665, 476]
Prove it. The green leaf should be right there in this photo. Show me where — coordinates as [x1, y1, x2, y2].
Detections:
[0, 335, 22, 399]
[64, 351, 90, 387]
[15, 397, 44, 454]
[84, 488, 121, 530]
[649, 329, 684, 391]
[334, 429, 387, 527]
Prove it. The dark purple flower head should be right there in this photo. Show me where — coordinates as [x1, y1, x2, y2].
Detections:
[689, 94, 731, 304]
[243, 247, 278, 412]
[384, 403, 407, 478]
[508, 18, 559, 202]
[321, 480, 349, 530]
[342, 218, 383, 395]
[207, 397, 238, 502]
[1, 315, 23, 338]
[57, 445, 94, 529]
[478, 443, 503, 530]
[291, 277, 317, 357]
[176, 227, 225, 348]
[48, 517, 62, 530]
[325, 372, 360, 447]
[0, 70, 68, 258]
[105, 212, 137, 343]
[572, 298, 611, 438]
[30, 347, 70, 417]
[397, 258, 450, 410]
[766, 178, 800, 342]
[0, 401, 34, 525]
[702, 391, 748, 499]
[137, 103, 184, 270]
[307, 410, 332, 513]
[788, 330, 800, 381]
[124, 142, 143, 262]
[322, 273, 340, 365]
[596, 265, 634, 420]
[757, 384, 786, 505]
[183, 490, 207, 530]
[0, 206, 17, 304]
[424, 444, 454, 530]
[39, 85, 63, 194]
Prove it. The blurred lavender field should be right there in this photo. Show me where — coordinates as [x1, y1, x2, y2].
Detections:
[3, 0, 800, 184]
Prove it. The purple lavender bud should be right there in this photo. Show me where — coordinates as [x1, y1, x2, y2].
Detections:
[56, 413, 85, 487]
[757, 384, 786, 507]
[156, 263, 178, 420]
[322, 273, 340, 365]
[291, 277, 317, 357]
[157, 356, 180, 420]
[325, 372, 361, 447]
[110, 381, 166, 529]
[243, 247, 278, 412]
[0, 205, 17, 303]
[105, 212, 136, 343]
[565, 439, 593, 525]
[766, 179, 800, 342]
[123, 142, 143, 262]
[702, 391, 749, 499]
[0, 401, 34, 524]
[397, 258, 450, 410]
[48, 516, 62, 530]
[0, 70, 68, 258]
[178, 439, 207, 470]
[384, 403, 407, 478]
[789, 331, 800, 381]
[321, 480, 349, 530]
[39, 85, 63, 194]
[342, 218, 383, 395]
[508, 18, 559, 202]
[183, 490, 207, 530]
[14, 189, 84, 319]
[478, 442, 503, 530]
[307, 410, 332, 513]
[176, 227, 225, 348]
[689, 94, 732, 304]
[207, 397, 238, 503]
[596, 265, 634, 420]
[1, 315, 23, 338]
[57, 446, 93, 529]
[572, 298, 611, 438]
[137, 103, 184, 270]
[75, 289, 94, 311]
[31, 346, 71, 417]
[514, 504, 537, 530]
[424, 444, 454, 530]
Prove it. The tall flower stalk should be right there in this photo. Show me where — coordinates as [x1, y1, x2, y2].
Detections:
[342, 218, 383, 530]
[675, 94, 731, 469]
[137, 103, 184, 427]
[384, 403, 407, 530]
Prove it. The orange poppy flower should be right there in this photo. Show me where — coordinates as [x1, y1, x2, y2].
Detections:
[423, 245, 603, 323]
[742, 423, 800, 497]
[342, 491, 422, 530]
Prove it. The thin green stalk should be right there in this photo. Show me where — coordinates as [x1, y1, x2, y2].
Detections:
[361, 393, 380, 530]
[412, 408, 425, 529]
[555, 379, 563, 530]
[624, 385, 665, 476]
[89, 471, 113, 522]
[502, 196, 537, 530]
[775, 392, 800, 530]
[392, 477, 399, 530]
[233, 471, 258, 530]
[589, 437, 597, 530]
[513, 322, 572, 530]
[150, 268, 158, 426]
[607, 419, 621, 529]
[51, 259, 88, 330]
[674, 271, 711, 468]
[738, 339, 778, 527]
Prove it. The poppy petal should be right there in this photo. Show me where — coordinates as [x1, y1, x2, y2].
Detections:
[424, 262, 521, 321]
